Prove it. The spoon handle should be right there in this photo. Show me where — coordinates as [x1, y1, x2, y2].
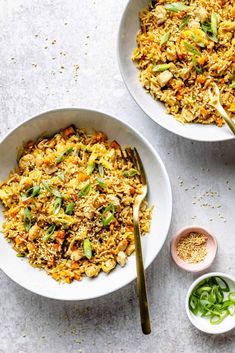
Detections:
[133, 209, 151, 335]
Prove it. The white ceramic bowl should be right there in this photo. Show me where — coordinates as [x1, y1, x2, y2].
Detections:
[118, 0, 235, 142]
[186, 272, 235, 334]
[0, 108, 172, 300]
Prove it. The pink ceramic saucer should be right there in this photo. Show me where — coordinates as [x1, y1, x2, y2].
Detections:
[170, 225, 218, 272]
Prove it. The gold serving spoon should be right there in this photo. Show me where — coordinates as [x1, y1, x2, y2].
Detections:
[125, 147, 151, 335]
[208, 83, 235, 135]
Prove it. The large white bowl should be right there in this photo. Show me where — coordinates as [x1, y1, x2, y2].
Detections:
[118, 0, 235, 142]
[0, 108, 172, 300]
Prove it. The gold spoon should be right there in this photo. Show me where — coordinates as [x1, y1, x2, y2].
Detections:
[208, 83, 235, 135]
[125, 147, 151, 335]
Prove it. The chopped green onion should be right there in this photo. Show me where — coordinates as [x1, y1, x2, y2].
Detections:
[211, 11, 218, 37]
[228, 292, 235, 300]
[191, 33, 205, 47]
[55, 147, 74, 164]
[83, 238, 92, 259]
[165, 2, 189, 12]
[189, 276, 235, 325]
[160, 32, 170, 46]
[192, 55, 203, 74]
[43, 224, 56, 242]
[123, 168, 139, 177]
[230, 81, 235, 89]
[97, 178, 106, 189]
[183, 41, 202, 56]
[57, 172, 65, 181]
[78, 184, 91, 197]
[21, 186, 41, 201]
[200, 19, 218, 43]
[23, 207, 32, 231]
[86, 162, 95, 175]
[153, 64, 171, 72]
[16, 253, 25, 257]
[98, 164, 104, 177]
[42, 181, 62, 198]
[179, 15, 190, 30]
[53, 197, 62, 214]
[65, 202, 75, 215]
[102, 203, 115, 227]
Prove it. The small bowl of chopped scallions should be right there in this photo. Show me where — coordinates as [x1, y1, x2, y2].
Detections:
[186, 272, 235, 334]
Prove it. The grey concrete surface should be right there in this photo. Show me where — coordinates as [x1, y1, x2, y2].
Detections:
[0, 1, 235, 352]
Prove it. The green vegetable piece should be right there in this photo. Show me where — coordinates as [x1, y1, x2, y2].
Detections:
[22, 186, 41, 201]
[179, 15, 190, 30]
[16, 253, 25, 257]
[228, 292, 235, 300]
[78, 184, 91, 197]
[57, 172, 65, 181]
[55, 147, 74, 164]
[123, 168, 139, 177]
[43, 224, 56, 242]
[192, 56, 203, 74]
[23, 207, 32, 231]
[83, 238, 92, 260]
[230, 81, 235, 89]
[98, 164, 104, 177]
[200, 20, 218, 43]
[86, 162, 95, 175]
[53, 197, 62, 215]
[160, 32, 170, 46]
[97, 178, 106, 189]
[165, 2, 189, 12]
[42, 181, 62, 198]
[211, 11, 218, 37]
[183, 41, 202, 56]
[65, 202, 75, 215]
[153, 64, 171, 72]
[102, 203, 115, 227]
[191, 33, 205, 48]
[215, 276, 230, 292]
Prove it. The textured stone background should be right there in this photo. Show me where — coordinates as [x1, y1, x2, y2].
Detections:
[0, 1, 235, 352]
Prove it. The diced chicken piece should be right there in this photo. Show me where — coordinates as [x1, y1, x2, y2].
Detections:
[181, 108, 196, 122]
[157, 70, 173, 87]
[19, 154, 35, 170]
[178, 66, 192, 80]
[188, 20, 200, 28]
[19, 177, 33, 190]
[43, 164, 58, 175]
[35, 154, 44, 167]
[220, 21, 235, 31]
[195, 7, 208, 22]
[83, 205, 95, 220]
[117, 251, 128, 267]
[70, 249, 84, 261]
[84, 264, 100, 278]
[153, 5, 167, 25]
[28, 224, 40, 241]
[101, 259, 116, 274]
[126, 244, 135, 256]
[106, 194, 120, 207]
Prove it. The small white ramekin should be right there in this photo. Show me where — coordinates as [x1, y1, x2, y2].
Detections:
[186, 272, 235, 334]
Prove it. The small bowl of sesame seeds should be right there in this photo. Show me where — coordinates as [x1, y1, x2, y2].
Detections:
[170, 226, 218, 272]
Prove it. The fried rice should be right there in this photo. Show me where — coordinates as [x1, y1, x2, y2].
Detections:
[0, 126, 152, 283]
[132, 0, 235, 126]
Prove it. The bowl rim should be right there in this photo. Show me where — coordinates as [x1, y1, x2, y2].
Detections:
[0, 107, 173, 300]
[185, 272, 235, 334]
[117, 0, 235, 143]
[170, 225, 218, 273]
